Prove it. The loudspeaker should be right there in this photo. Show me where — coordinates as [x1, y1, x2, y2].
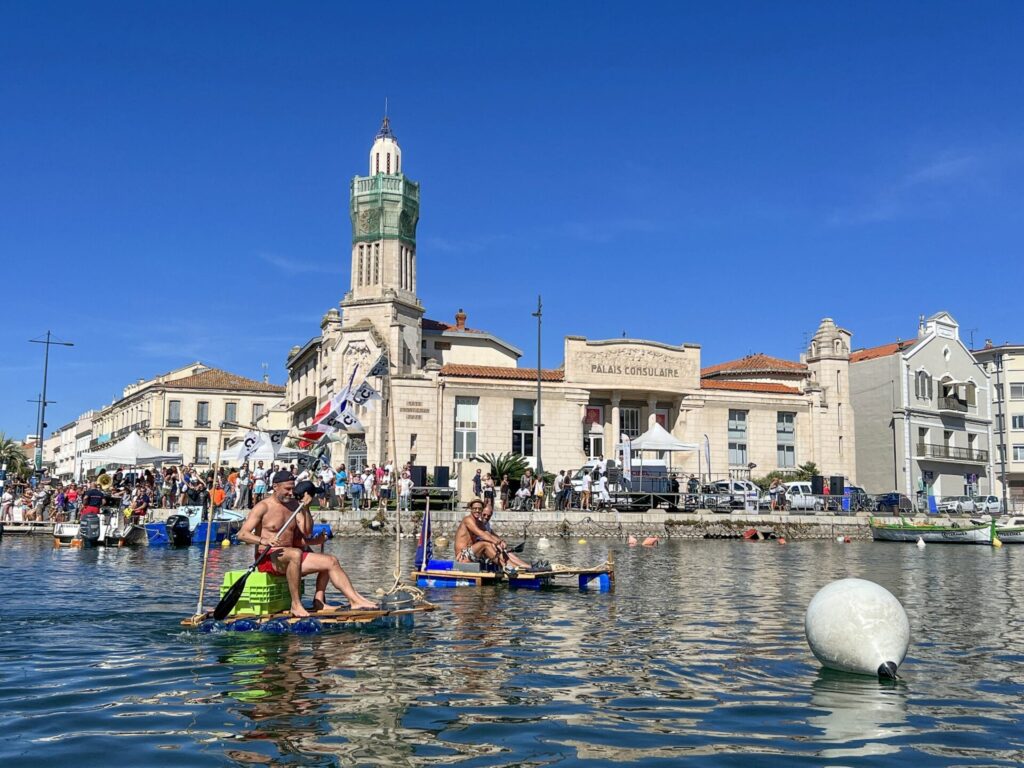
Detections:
[830, 475, 845, 495]
[410, 465, 427, 487]
[434, 465, 450, 488]
[811, 475, 825, 495]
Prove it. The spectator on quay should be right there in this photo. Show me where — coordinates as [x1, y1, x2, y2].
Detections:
[235, 466, 250, 509]
[378, 467, 391, 513]
[53, 486, 67, 522]
[66, 483, 80, 520]
[133, 484, 151, 522]
[552, 471, 565, 510]
[581, 470, 593, 511]
[334, 464, 348, 511]
[252, 460, 268, 502]
[499, 474, 510, 511]
[319, 463, 336, 508]
[533, 474, 545, 510]
[362, 467, 375, 509]
[472, 468, 483, 498]
[399, 471, 413, 512]
[769, 478, 783, 511]
[349, 469, 364, 510]
[1, 487, 13, 521]
[596, 472, 611, 507]
[483, 473, 495, 507]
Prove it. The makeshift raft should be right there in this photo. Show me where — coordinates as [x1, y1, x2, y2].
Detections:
[181, 601, 438, 633]
[412, 559, 614, 591]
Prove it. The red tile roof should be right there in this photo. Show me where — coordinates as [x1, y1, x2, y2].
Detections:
[850, 340, 916, 363]
[162, 368, 285, 393]
[701, 380, 801, 395]
[423, 318, 484, 334]
[440, 364, 564, 382]
[701, 353, 807, 377]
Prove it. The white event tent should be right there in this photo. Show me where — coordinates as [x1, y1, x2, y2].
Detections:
[80, 431, 183, 467]
[628, 422, 699, 453]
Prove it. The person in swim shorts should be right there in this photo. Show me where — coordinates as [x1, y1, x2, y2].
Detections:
[453, 499, 529, 574]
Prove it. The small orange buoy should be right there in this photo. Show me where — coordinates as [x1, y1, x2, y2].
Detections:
[641, 535, 659, 547]
[778, 537, 787, 545]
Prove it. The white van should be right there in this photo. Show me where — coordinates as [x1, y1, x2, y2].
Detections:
[782, 481, 823, 511]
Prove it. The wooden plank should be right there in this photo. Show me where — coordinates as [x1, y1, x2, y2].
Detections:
[181, 601, 436, 627]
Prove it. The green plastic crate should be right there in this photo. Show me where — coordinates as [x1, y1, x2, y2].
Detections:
[220, 569, 302, 616]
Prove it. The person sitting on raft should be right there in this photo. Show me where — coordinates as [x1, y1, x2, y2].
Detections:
[237, 470, 377, 617]
[454, 499, 531, 574]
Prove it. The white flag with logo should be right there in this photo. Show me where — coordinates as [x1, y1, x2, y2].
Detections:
[351, 380, 382, 409]
[368, 353, 390, 378]
[241, 430, 265, 461]
[267, 430, 289, 456]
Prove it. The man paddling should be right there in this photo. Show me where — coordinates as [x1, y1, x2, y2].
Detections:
[237, 470, 377, 616]
[454, 499, 530, 574]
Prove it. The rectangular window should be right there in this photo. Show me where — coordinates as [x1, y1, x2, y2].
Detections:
[620, 407, 641, 439]
[374, 244, 380, 284]
[583, 434, 604, 459]
[196, 401, 210, 427]
[166, 436, 179, 453]
[167, 400, 181, 427]
[453, 396, 479, 460]
[1013, 415, 1024, 431]
[776, 411, 795, 468]
[1012, 383, 1024, 400]
[511, 399, 535, 457]
[1014, 445, 1024, 462]
[728, 409, 748, 466]
[224, 402, 237, 424]
[252, 403, 265, 424]
[196, 437, 208, 463]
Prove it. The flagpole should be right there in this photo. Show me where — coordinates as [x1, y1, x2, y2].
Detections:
[195, 419, 226, 616]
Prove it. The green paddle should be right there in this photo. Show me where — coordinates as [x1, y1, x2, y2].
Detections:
[211, 498, 310, 621]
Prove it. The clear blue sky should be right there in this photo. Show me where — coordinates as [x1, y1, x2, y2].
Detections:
[2, 1, 1022, 439]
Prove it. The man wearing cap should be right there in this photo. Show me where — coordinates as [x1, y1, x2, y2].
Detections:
[237, 470, 377, 616]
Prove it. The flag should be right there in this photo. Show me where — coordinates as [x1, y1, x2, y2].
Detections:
[368, 353, 390, 377]
[267, 430, 288, 456]
[351, 380, 382, 409]
[415, 505, 432, 570]
[703, 434, 712, 478]
[240, 430, 264, 461]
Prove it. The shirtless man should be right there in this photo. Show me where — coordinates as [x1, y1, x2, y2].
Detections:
[237, 470, 377, 616]
[454, 499, 530, 574]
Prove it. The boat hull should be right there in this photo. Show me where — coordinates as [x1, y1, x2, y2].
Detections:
[869, 519, 992, 544]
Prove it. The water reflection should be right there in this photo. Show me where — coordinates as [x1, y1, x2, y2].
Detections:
[808, 670, 910, 758]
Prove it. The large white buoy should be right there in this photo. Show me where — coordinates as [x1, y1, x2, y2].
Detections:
[805, 578, 910, 679]
[537, 537, 550, 549]
[916, 537, 926, 549]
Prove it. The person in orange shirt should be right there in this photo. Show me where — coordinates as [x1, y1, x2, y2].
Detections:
[211, 482, 227, 510]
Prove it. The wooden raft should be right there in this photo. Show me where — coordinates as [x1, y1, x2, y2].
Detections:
[181, 600, 437, 628]
[412, 561, 615, 591]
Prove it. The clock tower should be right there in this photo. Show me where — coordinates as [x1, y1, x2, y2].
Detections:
[341, 116, 423, 374]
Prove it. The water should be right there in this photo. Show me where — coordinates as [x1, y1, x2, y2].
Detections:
[2, 535, 1024, 766]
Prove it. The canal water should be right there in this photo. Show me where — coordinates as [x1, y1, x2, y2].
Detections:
[2, 535, 1023, 766]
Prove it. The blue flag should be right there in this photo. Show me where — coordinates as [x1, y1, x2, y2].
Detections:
[414, 506, 432, 569]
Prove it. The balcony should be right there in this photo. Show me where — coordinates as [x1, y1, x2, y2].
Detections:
[916, 442, 989, 463]
[937, 396, 969, 415]
[167, 419, 182, 427]
[195, 420, 211, 428]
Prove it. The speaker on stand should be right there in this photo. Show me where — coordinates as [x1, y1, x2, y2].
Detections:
[410, 465, 427, 488]
[434, 466, 450, 488]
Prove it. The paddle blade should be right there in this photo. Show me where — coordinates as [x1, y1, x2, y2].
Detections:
[510, 541, 525, 553]
[212, 568, 252, 620]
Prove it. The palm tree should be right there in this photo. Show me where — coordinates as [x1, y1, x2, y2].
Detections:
[0, 433, 31, 481]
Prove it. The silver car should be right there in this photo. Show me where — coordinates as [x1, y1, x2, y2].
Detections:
[974, 495, 1003, 514]
[937, 495, 977, 514]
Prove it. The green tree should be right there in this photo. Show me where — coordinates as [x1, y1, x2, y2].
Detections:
[0, 433, 30, 481]
[472, 452, 530, 483]
[794, 462, 819, 481]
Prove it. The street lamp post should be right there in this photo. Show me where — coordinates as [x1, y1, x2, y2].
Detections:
[995, 352, 1010, 514]
[532, 295, 543, 476]
[29, 331, 74, 473]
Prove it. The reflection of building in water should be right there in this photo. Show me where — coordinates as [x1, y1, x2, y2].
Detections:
[808, 672, 910, 760]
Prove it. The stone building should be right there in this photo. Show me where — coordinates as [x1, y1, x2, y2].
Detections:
[972, 341, 1024, 509]
[89, 363, 286, 466]
[284, 118, 854, 484]
[849, 312, 994, 503]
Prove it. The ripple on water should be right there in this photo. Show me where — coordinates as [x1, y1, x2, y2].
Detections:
[2, 536, 1024, 766]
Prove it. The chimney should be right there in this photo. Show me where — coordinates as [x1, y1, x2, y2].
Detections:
[918, 314, 926, 338]
[984, 339, 994, 349]
[455, 308, 467, 331]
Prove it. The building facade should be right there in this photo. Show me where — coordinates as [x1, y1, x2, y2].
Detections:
[89, 364, 286, 466]
[972, 342, 1024, 509]
[850, 312, 994, 502]
[284, 118, 853, 484]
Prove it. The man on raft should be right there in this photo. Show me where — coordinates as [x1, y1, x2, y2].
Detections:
[237, 470, 377, 616]
[454, 498, 531, 575]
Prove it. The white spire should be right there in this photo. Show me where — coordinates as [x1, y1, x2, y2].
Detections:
[369, 115, 401, 176]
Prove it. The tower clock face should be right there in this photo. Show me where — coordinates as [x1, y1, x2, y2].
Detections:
[357, 210, 380, 236]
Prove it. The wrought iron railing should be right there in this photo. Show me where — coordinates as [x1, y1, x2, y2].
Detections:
[916, 442, 988, 462]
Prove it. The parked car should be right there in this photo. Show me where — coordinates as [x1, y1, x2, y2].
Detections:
[704, 479, 760, 512]
[845, 486, 872, 512]
[874, 492, 913, 515]
[936, 495, 977, 514]
[782, 481, 824, 512]
[973, 495, 1003, 514]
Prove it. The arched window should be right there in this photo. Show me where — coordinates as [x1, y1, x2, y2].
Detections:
[386, 153, 391, 174]
[375, 153, 379, 174]
[396, 155, 399, 173]
[966, 381, 977, 409]
[915, 370, 933, 401]
[834, 339, 842, 354]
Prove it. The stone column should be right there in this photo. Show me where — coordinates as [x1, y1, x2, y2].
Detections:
[648, 396, 659, 427]
[610, 394, 621, 449]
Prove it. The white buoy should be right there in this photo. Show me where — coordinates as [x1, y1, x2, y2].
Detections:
[805, 578, 910, 679]
[537, 536, 550, 549]
[916, 537, 926, 549]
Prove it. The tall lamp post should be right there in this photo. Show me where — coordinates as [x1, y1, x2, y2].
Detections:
[532, 295, 543, 476]
[995, 352, 1009, 514]
[29, 331, 74, 473]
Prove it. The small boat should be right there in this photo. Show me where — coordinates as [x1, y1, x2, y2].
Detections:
[54, 510, 148, 548]
[971, 516, 1024, 544]
[869, 516, 992, 544]
[145, 506, 246, 547]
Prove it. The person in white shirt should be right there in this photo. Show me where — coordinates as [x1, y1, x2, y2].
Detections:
[533, 475, 545, 510]
[362, 470, 375, 510]
[378, 470, 391, 512]
[319, 465, 335, 507]
[597, 472, 610, 505]
[398, 472, 413, 512]
[1, 489, 13, 522]
[581, 470, 593, 510]
[552, 471, 564, 510]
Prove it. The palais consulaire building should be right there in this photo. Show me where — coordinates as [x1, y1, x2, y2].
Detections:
[284, 117, 857, 484]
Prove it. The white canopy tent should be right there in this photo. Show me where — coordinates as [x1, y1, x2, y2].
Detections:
[80, 431, 183, 467]
[617, 423, 699, 492]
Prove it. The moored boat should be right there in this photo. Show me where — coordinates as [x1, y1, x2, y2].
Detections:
[145, 506, 246, 547]
[970, 516, 1024, 544]
[54, 510, 148, 548]
[869, 516, 992, 544]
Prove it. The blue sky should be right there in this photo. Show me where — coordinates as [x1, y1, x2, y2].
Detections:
[2, 2, 1022, 439]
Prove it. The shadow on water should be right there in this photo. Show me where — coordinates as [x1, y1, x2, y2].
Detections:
[2, 536, 1024, 766]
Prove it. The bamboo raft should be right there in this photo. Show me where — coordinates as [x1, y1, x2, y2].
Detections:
[412, 557, 614, 591]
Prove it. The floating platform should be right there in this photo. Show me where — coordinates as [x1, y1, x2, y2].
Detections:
[181, 601, 437, 633]
[412, 559, 614, 591]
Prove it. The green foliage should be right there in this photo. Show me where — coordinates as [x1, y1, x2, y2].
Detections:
[472, 452, 530, 482]
[794, 462, 819, 481]
[0, 433, 30, 481]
